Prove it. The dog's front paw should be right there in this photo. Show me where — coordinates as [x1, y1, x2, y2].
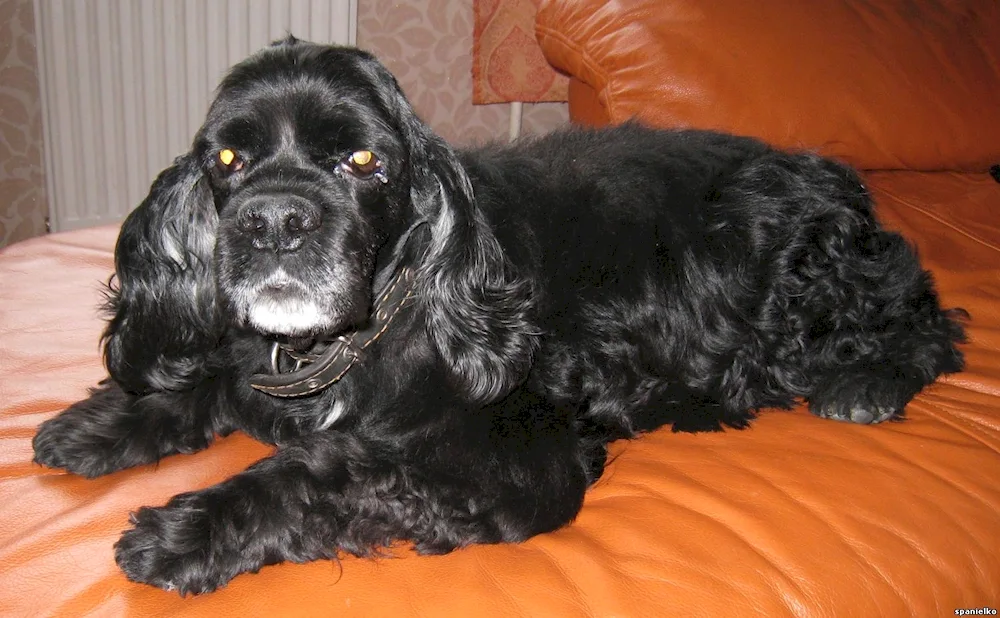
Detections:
[33, 412, 128, 478]
[115, 493, 246, 595]
[32, 384, 153, 478]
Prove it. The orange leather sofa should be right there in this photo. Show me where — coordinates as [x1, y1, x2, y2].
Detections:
[1, 1, 998, 616]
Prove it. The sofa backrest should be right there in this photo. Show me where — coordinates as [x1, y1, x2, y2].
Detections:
[536, 0, 1000, 171]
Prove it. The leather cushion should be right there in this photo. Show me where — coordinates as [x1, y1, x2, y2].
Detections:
[536, 0, 1000, 171]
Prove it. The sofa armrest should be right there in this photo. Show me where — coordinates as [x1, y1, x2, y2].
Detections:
[537, 0, 1000, 171]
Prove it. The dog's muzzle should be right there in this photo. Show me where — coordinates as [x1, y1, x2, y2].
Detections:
[249, 266, 417, 397]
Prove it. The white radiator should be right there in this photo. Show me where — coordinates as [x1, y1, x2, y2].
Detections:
[34, 0, 358, 232]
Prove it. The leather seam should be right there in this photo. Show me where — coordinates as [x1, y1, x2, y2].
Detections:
[875, 182, 1000, 256]
[535, 24, 613, 118]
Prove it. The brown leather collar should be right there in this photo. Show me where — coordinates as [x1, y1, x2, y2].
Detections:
[249, 266, 417, 398]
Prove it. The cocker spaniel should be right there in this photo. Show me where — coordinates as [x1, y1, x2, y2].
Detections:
[33, 38, 966, 595]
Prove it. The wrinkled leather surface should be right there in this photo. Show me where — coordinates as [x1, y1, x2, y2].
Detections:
[536, 0, 1000, 171]
[2, 171, 1000, 615]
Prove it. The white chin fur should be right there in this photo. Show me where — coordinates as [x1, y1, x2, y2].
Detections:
[248, 298, 328, 336]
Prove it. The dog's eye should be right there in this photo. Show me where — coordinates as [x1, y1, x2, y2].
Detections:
[217, 148, 245, 174]
[342, 150, 387, 183]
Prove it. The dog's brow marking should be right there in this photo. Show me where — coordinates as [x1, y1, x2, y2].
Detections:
[277, 118, 298, 151]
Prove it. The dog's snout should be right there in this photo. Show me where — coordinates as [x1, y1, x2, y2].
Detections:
[237, 195, 321, 252]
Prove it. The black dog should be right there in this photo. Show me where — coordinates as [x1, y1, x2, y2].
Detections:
[32, 38, 965, 595]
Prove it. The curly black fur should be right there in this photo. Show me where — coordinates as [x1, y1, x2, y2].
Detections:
[32, 38, 966, 595]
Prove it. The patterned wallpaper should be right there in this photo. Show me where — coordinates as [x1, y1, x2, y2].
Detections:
[357, 0, 568, 144]
[0, 0, 47, 247]
[0, 0, 569, 248]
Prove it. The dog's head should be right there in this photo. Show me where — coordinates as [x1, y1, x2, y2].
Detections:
[201, 40, 426, 337]
[104, 38, 536, 400]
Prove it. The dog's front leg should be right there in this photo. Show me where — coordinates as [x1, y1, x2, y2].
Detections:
[114, 433, 358, 595]
[33, 380, 226, 478]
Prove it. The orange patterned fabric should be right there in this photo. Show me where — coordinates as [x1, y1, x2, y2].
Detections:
[473, 0, 568, 104]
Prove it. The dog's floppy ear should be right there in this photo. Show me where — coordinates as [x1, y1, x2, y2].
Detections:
[381, 82, 539, 403]
[102, 153, 220, 394]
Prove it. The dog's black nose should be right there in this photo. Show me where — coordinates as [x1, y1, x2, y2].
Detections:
[237, 195, 321, 252]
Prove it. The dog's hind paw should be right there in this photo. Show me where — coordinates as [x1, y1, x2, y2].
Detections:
[811, 402, 897, 425]
[807, 372, 918, 425]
